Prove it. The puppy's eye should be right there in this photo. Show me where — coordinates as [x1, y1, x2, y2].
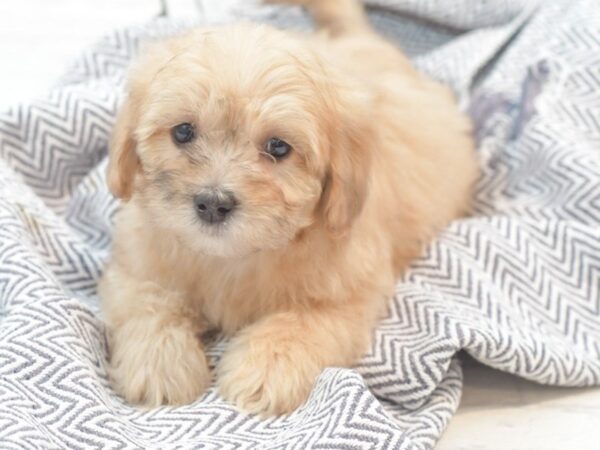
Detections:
[265, 137, 292, 159]
[171, 123, 195, 144]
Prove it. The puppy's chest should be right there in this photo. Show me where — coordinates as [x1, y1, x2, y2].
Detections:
[191, 263, 284, 334]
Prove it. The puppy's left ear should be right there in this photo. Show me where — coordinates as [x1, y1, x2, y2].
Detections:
[107, 45, 163, 201]
[107, 94, 141, 200]
[320, 89, 373, 236]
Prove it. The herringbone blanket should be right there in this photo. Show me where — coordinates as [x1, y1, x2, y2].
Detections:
[1, 1, 599, 448]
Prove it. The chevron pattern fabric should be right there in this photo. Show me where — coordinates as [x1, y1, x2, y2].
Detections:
[1, 0, 599, 448]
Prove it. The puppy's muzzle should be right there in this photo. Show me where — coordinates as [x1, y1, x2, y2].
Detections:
[193, 187, 237, 224]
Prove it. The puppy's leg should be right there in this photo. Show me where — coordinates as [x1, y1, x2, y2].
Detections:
[268, 0, 371, 36]
[100, 266, 210, 406]
[217, 298, 379, 415]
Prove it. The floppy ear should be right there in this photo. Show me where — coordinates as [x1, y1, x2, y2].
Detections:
[107, 95, 140, 200]
[106, 37, 187, 200]
[321, 91, 373, 236]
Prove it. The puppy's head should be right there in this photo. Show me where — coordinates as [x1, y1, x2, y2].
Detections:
[108, 25, 372, 257]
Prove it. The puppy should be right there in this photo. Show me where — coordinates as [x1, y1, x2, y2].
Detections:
[99, 0, 478, 415]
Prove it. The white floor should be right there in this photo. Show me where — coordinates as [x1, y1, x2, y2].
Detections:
[0, 0, 162, 105]
[1, 2, 599, 449]
[438, 356, 600, 450]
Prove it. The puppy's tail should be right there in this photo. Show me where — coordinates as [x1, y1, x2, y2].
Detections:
[267, 0, 371, 36]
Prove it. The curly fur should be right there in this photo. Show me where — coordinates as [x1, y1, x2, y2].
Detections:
[99, 0, 479, 416]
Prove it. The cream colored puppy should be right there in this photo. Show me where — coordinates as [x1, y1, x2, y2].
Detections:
[100, 0, 478, 415]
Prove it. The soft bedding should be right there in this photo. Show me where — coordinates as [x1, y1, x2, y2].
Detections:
[0, 0, 599, 448]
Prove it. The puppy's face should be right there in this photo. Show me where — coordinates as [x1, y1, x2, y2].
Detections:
[108, 25, 372, 257]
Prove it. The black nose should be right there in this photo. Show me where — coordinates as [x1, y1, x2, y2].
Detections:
[193, 188, 237, 224]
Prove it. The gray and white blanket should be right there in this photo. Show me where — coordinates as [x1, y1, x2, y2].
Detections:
[1, 0, 599, 448]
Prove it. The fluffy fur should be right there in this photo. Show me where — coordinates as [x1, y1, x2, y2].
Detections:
[99, 0, 479, 415]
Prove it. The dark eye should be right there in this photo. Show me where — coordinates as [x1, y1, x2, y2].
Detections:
[265, 137, 292, 159]
[171, 123, 195, 144]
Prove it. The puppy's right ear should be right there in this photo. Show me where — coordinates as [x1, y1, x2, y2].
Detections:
[107, 96, 140, 200]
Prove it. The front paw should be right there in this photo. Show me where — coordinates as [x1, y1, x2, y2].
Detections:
[217, 327, 320, 416]
[109, 320, 210, 406]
